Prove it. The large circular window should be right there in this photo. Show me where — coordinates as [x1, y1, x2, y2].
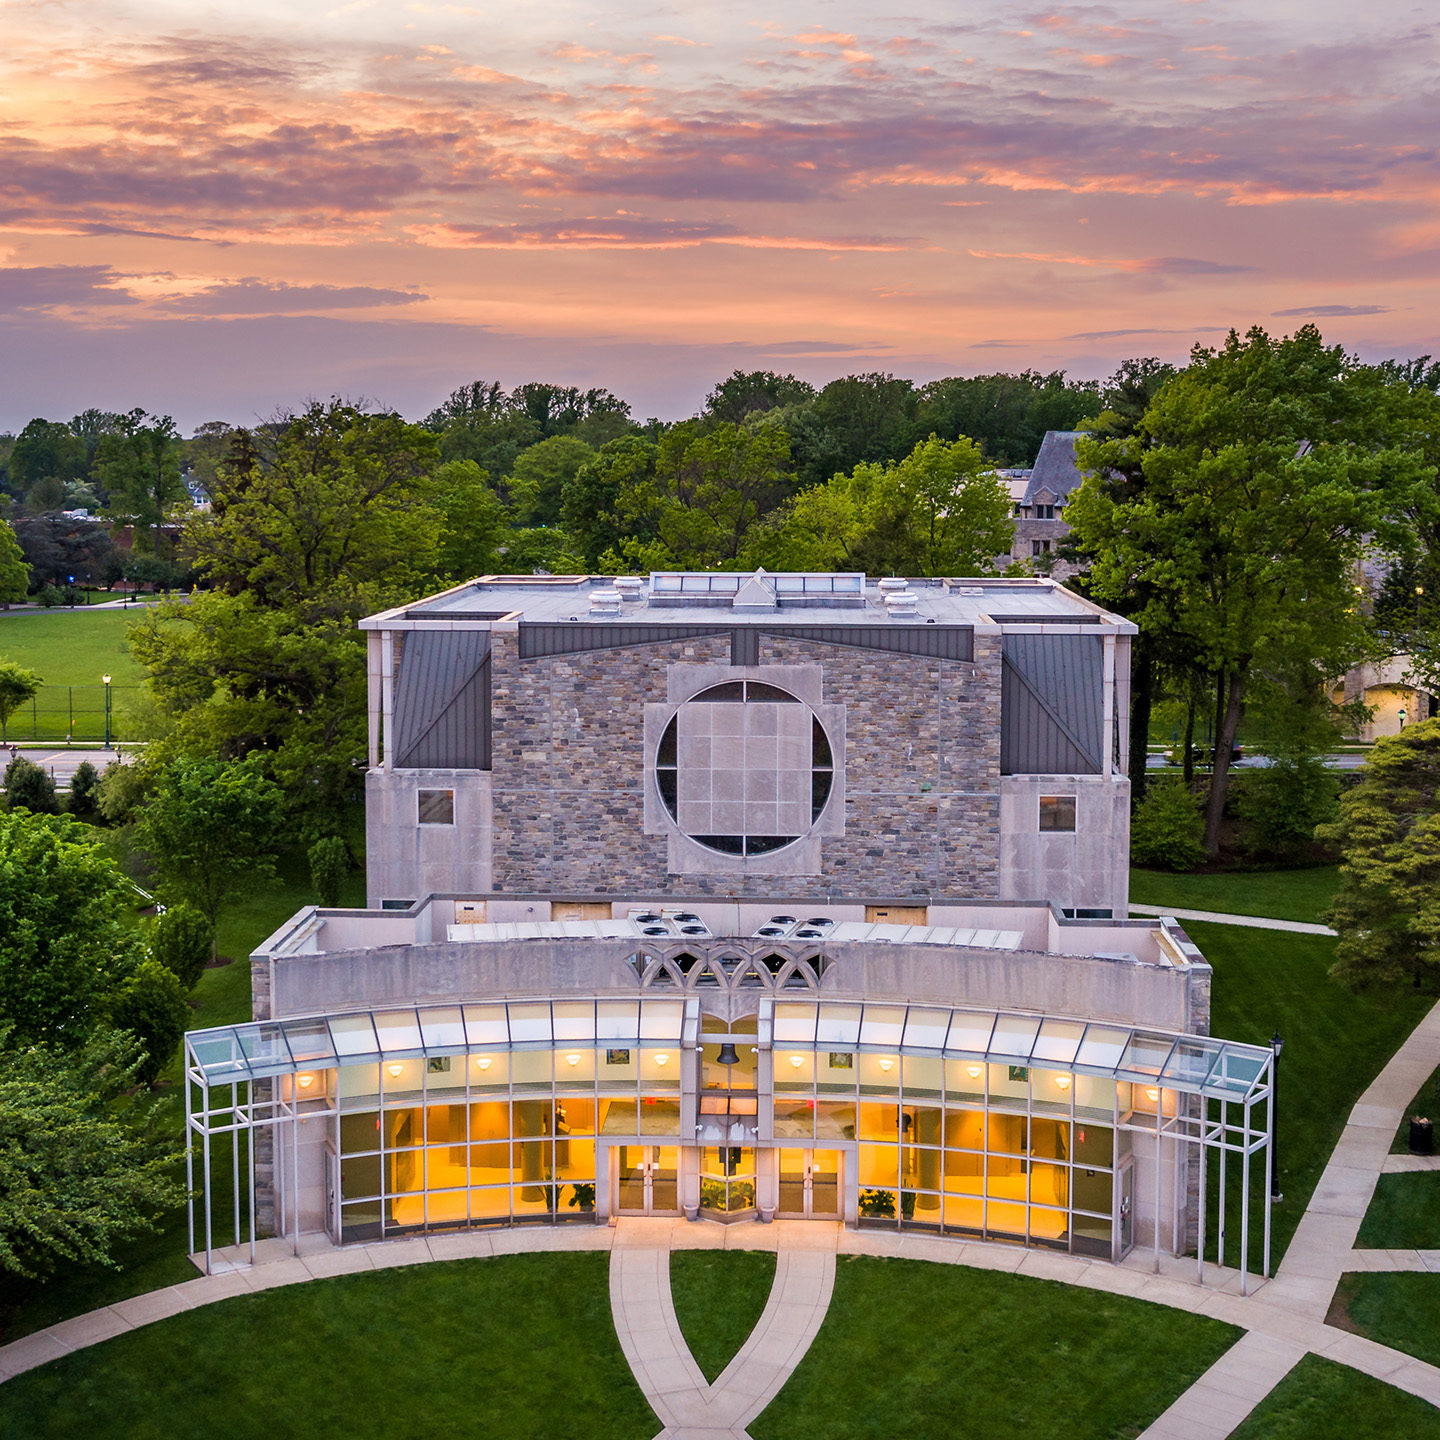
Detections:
[655, 680, 835, 856]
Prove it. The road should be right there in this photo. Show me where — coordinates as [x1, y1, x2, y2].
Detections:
[2, 747, 133, 787]
[1146, 751, 1368, 770]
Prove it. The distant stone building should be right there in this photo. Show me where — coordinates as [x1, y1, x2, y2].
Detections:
[1007, 431, 1088, 581]
[1337, 657, 1436, 740]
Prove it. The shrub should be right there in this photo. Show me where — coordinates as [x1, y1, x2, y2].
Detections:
[96, 757, 150, 823]
[1234, 756, 1340, 860]
[69, 758, 100, 817]
[3, 754, 57, 813]
[109, 959, 190, 1085]
[1131, 777, 1206, 871]
[35, 584, 64, 608]
[308, 834, 350, 907]
[150, 902, 213, 991]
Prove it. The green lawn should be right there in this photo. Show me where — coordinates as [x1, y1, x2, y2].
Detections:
[1357, 1174, 1440, 1250]
[1192, 921, 1433, 1267]
[1129, 867, 1341, 925]
[670, 1249, 776, 1383]
[751, 1256, 1241, 1440]
[1394, 1065, 1440, 1153]
[1233, 1353, 1440, 1437]
[0, 609, 147, 742]
[0, 1255, 657, 1440]
[0, 849, 365, 1342]
[1330, 1272, 1440, 1371]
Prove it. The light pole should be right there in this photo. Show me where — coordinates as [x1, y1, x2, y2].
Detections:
[102, 674, 112, 750]
[1270, 1030, 1284, 1202]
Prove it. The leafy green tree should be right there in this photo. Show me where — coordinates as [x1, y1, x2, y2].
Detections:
[745, 435, 1014, 576]
[308, 834, 350, 907]
[0, 661, 39, 740]
[186, 400, 440, 604]
[149, 902, 213, 991]
[561, 437, 662, 570]
[68, 760, 100, 818]
[0, 521, 28, 608]
[0, 811, 144, 1044]
[432, 460, 508, 580]
[10, 420, 87, 499]
[1320, 719, 1440, 989]
[1233, 756, 1339, 860]
[96, 410, 185, 551]
[4, 755, 56, 814]
[68, 409, 126, 470]
[1069, 325, 1436, 854]
[1130, 777, 1206, 870]
[703, 371, 816, 426]
[424, 381, 540, 484]
[0, 1026, 185, 1279]
[96, 757, 151, 825]
[133, 757, 284, 935]
[509, 434, 596, 528]
[913, 370, 1102, 467]
[109, 960, 190, 1085]
[791, 373, 919, 485]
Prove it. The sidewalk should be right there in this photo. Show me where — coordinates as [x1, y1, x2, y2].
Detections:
[1128, 903, 1337, 937]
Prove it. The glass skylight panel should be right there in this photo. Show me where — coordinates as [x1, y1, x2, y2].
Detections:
[373, 1009, 423, 1052]
[858, 1004, 906, 1048]
[551, 1001, 596, 1042]
[190, 1031, 248, 1078]
[943, 1011, 996, 1055]
[1121, 1033, 1175, 1077]
[1031, 1019, 1086, 1065]
[989, 1014, 1041, 1058]
[507, 1002, 552, 1043]
[816, 1004, 862, 1046]
[639, 1000, 684, 1040]
[328, 1013, 380, 1058]
[280, 1019, 335, 1065]
[773, 1003, 818, 1043]
[901, 1007, 950, 1051]
[236, 1022, 291, 1068]
[462, 1004, 509, 1046]
[1209, 1047, 1268, 1097]
[1075, 1025, 1131, 1071]
[596, 1000, 640, 1040]
[1162, 1039, 1222, 1088]
[418, 1007, 466, 1050]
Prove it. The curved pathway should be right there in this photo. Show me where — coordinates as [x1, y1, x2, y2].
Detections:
[609, 1238, 835, 1439]
[1128, 903, 1337, 937]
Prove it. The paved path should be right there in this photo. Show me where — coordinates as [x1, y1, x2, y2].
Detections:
[610, 1241, 835, 1439]
[1384, 1152, 1440, 1173]
[1135, 997, 1440, 1439]
[1, 747, 127, 786]
[1128, 903, 1337, 936]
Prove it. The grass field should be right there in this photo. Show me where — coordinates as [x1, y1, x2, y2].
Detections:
[752, 1256, 1240, 1440]
[1357, 1174, 1440, 1250]
[1129, 866, 1341, 925]
[0, 1255, 657, 1440]
[0, 609, 147, 742]
[1330, 1272, 1440, 1371]
[670, 1250, 776, 1383]
[1232, 1353, 1440, 1438]
[1394, 1065, 1440, 1153]
[0, 849, 366, 1342]
[1193, 920, 1433, 1266]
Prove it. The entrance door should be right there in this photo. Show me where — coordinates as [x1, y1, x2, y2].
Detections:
[700, 1148, 756, 1218]
[617, 1146, 679, 1215]
[777, 1149, 841, 1218]
[1118, 1162, 1135, 1259]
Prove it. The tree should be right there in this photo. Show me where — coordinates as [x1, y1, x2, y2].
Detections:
[561, 437, 662, 570]
[0, 521, 27, 608]
[792, 373, 919, 484]
[149, 902, 213, 991]
[0, 662, 39, 741]
[703, 371, 816, 426]
[745, 435, 1015, 577]
[308, 835, 349, 907]
[1130, 778, 1206, 870]
[432, 461, 508, 580]
[68, 760, 100, 818]
[509, 435, 596, 528]
[0, 1027, 185, 1279]
[133, 757, 284, 936]
[4, 756, 56, 814]
[9, 420, 87, 500]
[913, 370, 1102, 467]
[96, 410, 185, 551]
[109, 960, 190, 1085]
[1320, 719, 1440, 990]
[1068, 325, 1436, 854]
[0, 811, 144, 1044]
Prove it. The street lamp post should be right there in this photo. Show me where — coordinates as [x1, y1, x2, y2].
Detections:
[1270, 1030, 1284, 1202]
[102, 674, 112, 750]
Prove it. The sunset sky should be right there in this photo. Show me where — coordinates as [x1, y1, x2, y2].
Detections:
[1, 0, 1437, 430]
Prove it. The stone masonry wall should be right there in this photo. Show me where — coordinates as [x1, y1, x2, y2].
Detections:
[489, 628, 1003, 898]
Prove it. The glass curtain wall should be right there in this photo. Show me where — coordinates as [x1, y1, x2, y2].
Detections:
[773, 1003, 1120, 1254]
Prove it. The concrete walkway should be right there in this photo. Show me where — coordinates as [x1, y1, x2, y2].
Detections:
[1135, 997, 1440, 1438]
[610, 1237, 835, 1439]
[1128, 903, 1337, 936]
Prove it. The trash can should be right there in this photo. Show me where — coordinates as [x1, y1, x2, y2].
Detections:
[1410, 1116, 1434, 1155]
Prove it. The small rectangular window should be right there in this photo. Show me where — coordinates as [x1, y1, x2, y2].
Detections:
[1031, 540, 1043, 557]
[381, 899, 415, 911]
[418, 789, 455, 825]
[1039, 795, 1077, 832]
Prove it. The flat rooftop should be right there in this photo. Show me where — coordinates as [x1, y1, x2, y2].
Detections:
[363, 573, 1131, 631]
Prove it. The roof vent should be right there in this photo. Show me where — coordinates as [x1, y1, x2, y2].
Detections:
[732, 568, 778, 612]
[588, 588, 623, 618]
[884, 589, 919, 619]
[612, 576, 645, 601]
[877, 576, 909, 594]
